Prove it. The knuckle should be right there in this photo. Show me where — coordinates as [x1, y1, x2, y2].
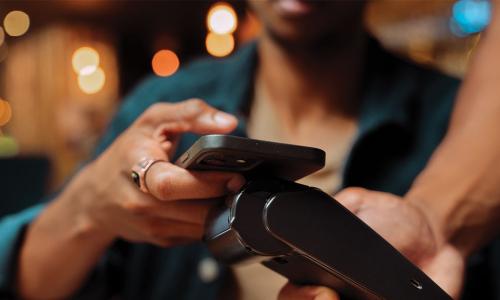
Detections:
[339, 187, 366, 196]
[343, 186, 366, 193]
[180, 99, 208, 118]
[139, 103, 168, 123]
[185, 98, 205, 108]
[148, 103, 166, 114]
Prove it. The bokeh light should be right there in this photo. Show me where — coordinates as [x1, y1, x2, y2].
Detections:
[0, 135, 18, 157]
[0, 99, 12, 126]
[0, 27, 5, 46]
[207, 3, 237, 34]
[3, 11, 30, 37]
[72, 47, 100, 75]
[451, 0, 491, 36]
[206, 32, 234, 57]
[77, 67, 106, 94]
[152, 49, 180, 77]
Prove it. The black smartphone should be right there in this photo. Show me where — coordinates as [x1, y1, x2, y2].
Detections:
[175, 134, 325, 181]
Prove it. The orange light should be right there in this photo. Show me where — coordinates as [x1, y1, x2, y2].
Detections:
[78, 67, 106, 94]
[151, 49, 180, 77]
[72, 47, 100, 75]
[207, 3, 237, 34]
[0, 99, 12, 126]
[206, 33, 234, 57]
[3, 11, 30, 37]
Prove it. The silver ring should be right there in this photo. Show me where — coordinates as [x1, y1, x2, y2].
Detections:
[131, 158, 166, 193]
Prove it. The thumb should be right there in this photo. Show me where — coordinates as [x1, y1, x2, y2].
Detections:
[279, 283, 340, 300]
[334, 187, 367, 214]
[136, 99, 238, 135]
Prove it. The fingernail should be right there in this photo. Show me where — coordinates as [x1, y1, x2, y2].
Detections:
[226, 175, 245, 193]
[213, 112, 235, 127]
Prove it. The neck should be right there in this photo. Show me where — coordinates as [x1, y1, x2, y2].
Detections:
[256, 30, 367, 122]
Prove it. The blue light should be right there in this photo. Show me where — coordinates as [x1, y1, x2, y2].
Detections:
[451, 0, 491, 36]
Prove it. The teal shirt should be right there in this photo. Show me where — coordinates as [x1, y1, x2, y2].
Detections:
[1, 40, 496, 299]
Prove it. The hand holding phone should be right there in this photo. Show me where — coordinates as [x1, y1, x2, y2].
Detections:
[175, 134, 325, 181]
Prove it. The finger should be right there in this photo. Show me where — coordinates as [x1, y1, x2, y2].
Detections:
[279, 283, 340, 300]
[137, 99, 238, 134]
[128, 195, 219, 225]
[123, 180, 219, 225]
[420, 245, 465, 299]
[140, 218, 205, 247]
[153, 201, 216, 225]
[145, 161, 245, 201]
[150, 237, 194, 248]
[334, 187, 367, 213]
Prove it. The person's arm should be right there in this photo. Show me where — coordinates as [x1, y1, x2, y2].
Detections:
[15, 99, 244, 300]
[279, 2, 500, 299]
[406, 0, 500, 256]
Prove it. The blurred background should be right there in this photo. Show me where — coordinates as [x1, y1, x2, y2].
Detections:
[0, 0, 492, 216]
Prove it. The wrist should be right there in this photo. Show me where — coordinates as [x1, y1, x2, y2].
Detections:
[405, 191, 471, 258]
[18, 168, 116, 300]
[405, 194, 448, 246]
[57, 164, 117, 246]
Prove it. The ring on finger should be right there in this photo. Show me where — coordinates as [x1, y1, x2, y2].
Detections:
[131, 158, 166, 194]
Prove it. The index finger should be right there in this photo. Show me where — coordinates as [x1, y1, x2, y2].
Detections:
[137, 99, 238, 134]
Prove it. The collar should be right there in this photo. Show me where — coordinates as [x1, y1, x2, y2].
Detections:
[214, 37, 419, 139]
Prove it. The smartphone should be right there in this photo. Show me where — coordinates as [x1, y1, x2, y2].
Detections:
[175, 135, 325, 181]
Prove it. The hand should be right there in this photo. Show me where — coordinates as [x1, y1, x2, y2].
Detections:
[61, 99, 245, 247]
[18, 99, 246, 299]
[278, 284, 339, 300]
[278, 188, 465, 300]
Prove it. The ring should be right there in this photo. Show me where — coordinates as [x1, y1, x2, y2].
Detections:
[131, 158, 166, 193]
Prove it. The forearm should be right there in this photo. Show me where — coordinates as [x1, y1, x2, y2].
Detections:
[406, 1, 500, 256]
[18, 167, 115, 300]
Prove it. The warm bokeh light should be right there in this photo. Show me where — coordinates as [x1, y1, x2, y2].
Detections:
[0, 99, 12, 126]
[77, 67, 106, 94]
[151, 49, 180, 77]
[207, 3, 238, 34]
[3, 11, 30, 37]
[72, 47, 100, 75]
[206, 32, 234, 57]
[0, 27, 5, 46]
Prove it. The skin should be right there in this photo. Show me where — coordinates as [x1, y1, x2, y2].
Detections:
[17, 0, 500, 299]
[18, 100, 246, 299]
[275, 0, 500, 299]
